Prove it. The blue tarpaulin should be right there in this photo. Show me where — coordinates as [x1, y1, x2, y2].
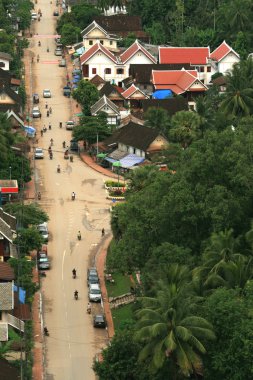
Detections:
[13, 285, 26, 304]
[119, 154, 145, 168]
[152, 89, 173, 99]
[24, 125, 36, 137]
[76, 47, 85, 55]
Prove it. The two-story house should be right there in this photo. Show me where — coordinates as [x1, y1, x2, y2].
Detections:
[210, 40, 240, 75]
[81, 21, 119, 52]
[90, 95, 120, 125]
[80, 40, 157, 86]
[159, 47, 213, 85]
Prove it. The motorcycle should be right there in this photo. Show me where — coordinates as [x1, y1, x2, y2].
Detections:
[57, 165, 61, 173]
[74, 291, 78, 300]
[87, 304, 91, 314]
[38, 41, 41, 47]
[70, 155, 73, 163]
[72, 269, 76, 279]
[71, 192, 75, 201]
[77, 232, 81, 240]
[59, 122, 62, 128]
[50, 152, 53, 160]
[62, 141, 66, 149]
[44, 327, 49, 336]
[38, 192, 41, 200]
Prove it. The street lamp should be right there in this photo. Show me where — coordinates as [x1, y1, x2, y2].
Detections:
[9, 166, 12, 180]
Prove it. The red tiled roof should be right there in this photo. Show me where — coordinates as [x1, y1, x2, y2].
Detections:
[114, 85, 124, 93]
[10, 78, 21, 86]
[121, 84, 147, 99]
[159, 47, 210, 65]
[152, 70, 207, 94]
[0, 261, 15, 280]
[210, 41, 239, 62]
[80, 43, 117, 65]
[120, 41, 157, 64]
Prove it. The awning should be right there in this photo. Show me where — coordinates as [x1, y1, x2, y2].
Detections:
[105, 157, 116, 163]
[119, 154, 145, 168]
[107, 149, 128, 161]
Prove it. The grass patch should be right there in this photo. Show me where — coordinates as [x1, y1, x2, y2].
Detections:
[106, 272, 132, 298]
[112, 304, 134, 332]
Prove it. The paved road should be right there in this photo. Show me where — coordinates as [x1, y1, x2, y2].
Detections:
[29, 1, 109, 378]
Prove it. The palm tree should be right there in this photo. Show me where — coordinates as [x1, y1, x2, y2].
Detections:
[135, 266, 215, 378]
[169, 111, 201, 149]
[220, 61, 253, 117]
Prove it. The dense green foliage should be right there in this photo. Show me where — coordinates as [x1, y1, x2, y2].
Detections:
[72, 80, 100, 115]
[96, 59, 253, 377]
[73, 113, 112, 145]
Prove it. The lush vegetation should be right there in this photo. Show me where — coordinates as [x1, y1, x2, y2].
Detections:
[94, 56, 253, 378]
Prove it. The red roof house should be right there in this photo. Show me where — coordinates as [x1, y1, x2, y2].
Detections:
[121, 84, 148, 109]
[159, 47, 210, 65]
[80, 42, 117, 65]
[210, 41, 239, 62]
[152, 69, 207, 95]
[120, 40, 157, 64]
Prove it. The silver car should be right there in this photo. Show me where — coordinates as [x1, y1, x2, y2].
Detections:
[38, 257, 50, 269]
[38, 222, 49, 242]
[89, 284, 101, 302]
[34, 148, 44, 159]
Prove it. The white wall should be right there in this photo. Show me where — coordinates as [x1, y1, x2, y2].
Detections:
[218, 53, 240, 74]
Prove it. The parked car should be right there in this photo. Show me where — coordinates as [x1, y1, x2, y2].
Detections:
[34, 148, 44, 159]
[55, 37, 61, 44]
[38, 222, 49, 242]
[89, 284, 101, 302]
[31, 12, 37, 20]
[53, 10, 59, 16]
[59, 58, 66, 67]
[93, 314, 106, 328]
[38, 257, 50, 270]
[63, 86, 71, 96]
[33, 93, 39, 103]
[87, 268, 98, 277]
[87, 274, 99, 287]
[43, 89, 51, 98]
[70, 139, 79, 151]
[32, 106, 41, 118]
[66, 120, 75, 130]
[54, 48, 63, 56]
[37, 251, 47, 260]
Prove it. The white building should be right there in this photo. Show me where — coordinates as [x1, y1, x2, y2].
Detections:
[81, 21, 119, 52]
[0, 52, 12, 71]
[210, 41, 240, 75]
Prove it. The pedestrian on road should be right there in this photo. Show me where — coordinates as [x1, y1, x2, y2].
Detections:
[59, 122, 62, 128]
[49, 106, 52, 114]
[101, 228, 105, 237]
[40, 130, 43, 137]
[45, 102, 48, 109]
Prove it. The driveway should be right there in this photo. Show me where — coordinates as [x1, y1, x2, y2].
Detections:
[29, 1, 110, 378]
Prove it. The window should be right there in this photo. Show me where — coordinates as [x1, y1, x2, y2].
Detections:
[0, 62, 5, 68]
[207, 66, 211, 72]
[100, 40, 104, 45]
[92, 68, 97, 74]
[200, 66, 204, 72]
[89, 40, 93, 46]
[110, 41, 113, 45]
[105, 68, 111, 74]
[116, 68, 124, 75]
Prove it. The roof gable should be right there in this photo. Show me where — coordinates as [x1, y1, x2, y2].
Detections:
[81, 21, 109, 38]
[99, 82, 124, 98]
[91, 95, 120, 115]
[120, 40, 157, 64]
[0, 85, 22, 105]
[210, 40, 240, 62]
[80, 42, 117, 65]
[121, 84, 148, 99]
[159, 47, 210, 65]
[90, 74, 106, 87]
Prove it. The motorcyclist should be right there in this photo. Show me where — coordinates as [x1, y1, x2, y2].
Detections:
[57, 164, 60, 173]
[50, 151, 53, 159]
[72, 192, 75, 200]
[87, 302, 91, 314]
[50, 138, 54, 146]
[77, 231, 81, 240]
[44, 326, 49, 336]
[49, 106, 52, 114]
[63, 141, 66, 148]
[72, 268, 76, 278]
[38, 192, 41, 200]
[59, 122, 62, 128]
[74, 290, 78, 299]
[38, 41, 41, 47]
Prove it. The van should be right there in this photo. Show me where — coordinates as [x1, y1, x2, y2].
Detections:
[32, 106, 41, 118]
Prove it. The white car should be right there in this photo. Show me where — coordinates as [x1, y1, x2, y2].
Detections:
[32, 106, 41, 118]
[31, 12, 37, 20]
[66, 120, 75, 130]
[43, 89, 51, 98]
[34, 148, 44, 159]
[89, 284, 101, 302]
[38, 222, 49, 242]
